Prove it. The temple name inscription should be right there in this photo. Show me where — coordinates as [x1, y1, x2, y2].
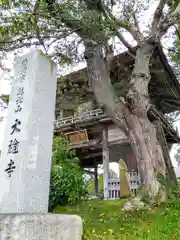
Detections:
[5, 59, 27, 178]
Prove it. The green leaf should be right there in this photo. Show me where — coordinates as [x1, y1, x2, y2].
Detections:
[1, 0, 9, 6]
[48, 136, 87, 211]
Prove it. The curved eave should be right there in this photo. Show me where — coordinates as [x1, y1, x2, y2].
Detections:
[56, 45, 180, 114]
[148, 106, 180, 143]
[157, 44, 180, 97]
[148, 44, 180, 113]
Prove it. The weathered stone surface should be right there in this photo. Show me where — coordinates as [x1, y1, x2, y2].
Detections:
[122, 197, 147, 211]
[122, 201, 133, 211]
[131, 197, 145, 208]
[0, 213, 83, 240]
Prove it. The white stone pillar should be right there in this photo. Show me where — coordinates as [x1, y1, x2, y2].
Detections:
[102, 126, 109, 200]
[0, 50, 57, 213]
[0, 99, 8, 151]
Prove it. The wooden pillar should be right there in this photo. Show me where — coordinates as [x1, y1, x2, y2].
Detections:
[102, 126, 109, 200]
[94, 160, 98, 196]
[60, 109, 63, 119]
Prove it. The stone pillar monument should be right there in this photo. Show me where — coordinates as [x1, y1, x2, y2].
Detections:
[0, 50, 56, 213]
[0, 50, 82, 239]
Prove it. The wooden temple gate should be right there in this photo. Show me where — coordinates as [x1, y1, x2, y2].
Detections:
[54, 46, 180, 200]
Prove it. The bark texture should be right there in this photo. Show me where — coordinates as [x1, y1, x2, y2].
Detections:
[85, 41, 167, 201]
[124, 43, 166, 200]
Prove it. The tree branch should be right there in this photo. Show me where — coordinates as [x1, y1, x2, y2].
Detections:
[116, 30, 135, 53]
[158, 1, 180, 37]
[152, 0, 167, 32]
[0, 41, 40, 51]
[0, 34, 60, 47]
[83, 0, 134, 52]
[170, 1, 180, 22]
[158, 16, 173, 38]
[131, 11, 143, 40]
[84, 42, 129, 135]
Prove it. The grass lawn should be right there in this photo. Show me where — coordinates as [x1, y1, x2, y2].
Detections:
[55, 199, 180, 240]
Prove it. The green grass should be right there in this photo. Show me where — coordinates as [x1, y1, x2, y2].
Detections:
[55, 199, 180, 240]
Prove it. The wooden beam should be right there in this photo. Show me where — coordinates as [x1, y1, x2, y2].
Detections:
[161, 97, 180, 102]
[160, 101, 180, 112]
[69, 139, 101, 149]
[150, 68, 164, 73]
[149, 83, 172, 89]
[83, 169, 96, 175]
[84, 152, 102, 159]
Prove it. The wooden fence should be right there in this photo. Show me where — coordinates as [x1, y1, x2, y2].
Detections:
[108, 171, 141, 200]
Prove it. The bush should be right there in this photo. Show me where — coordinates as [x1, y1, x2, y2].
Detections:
[157, 173, 180, 201]
[166, 200, 180, 210]
[48, 137, 87, 211]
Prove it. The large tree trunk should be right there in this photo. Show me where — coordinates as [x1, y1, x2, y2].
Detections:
[124, 42, 167, 200]
[84, 41, 170, 201]
[124, 113, 166, 200]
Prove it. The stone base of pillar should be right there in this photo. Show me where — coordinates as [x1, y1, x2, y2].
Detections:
[0, 213, 83, 240]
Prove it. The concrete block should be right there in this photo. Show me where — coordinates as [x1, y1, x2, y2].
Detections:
[0, 213, 83, 240]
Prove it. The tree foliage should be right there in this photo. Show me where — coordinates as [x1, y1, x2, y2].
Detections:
[49, 137, 87, 211]
[0, 94, 9, 104]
